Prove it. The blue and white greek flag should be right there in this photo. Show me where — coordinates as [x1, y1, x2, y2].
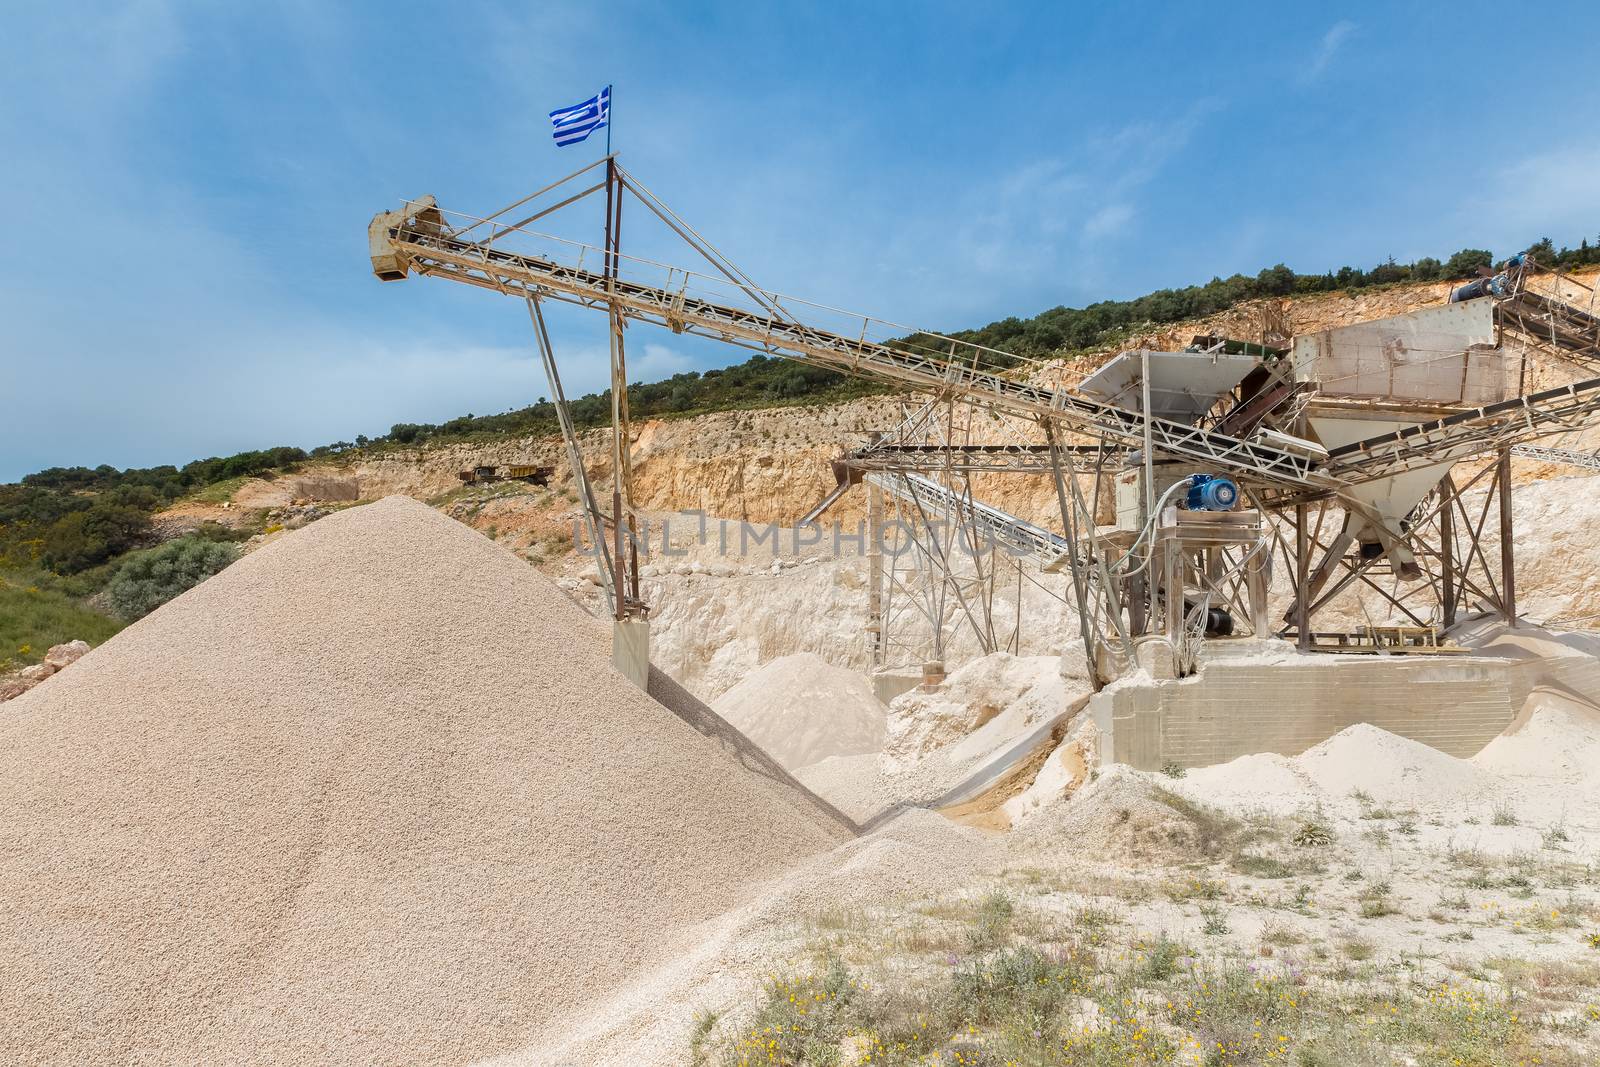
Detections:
[549, 86, 610, 147]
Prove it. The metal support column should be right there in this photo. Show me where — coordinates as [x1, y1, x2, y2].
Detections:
[1498, 446, 1516, 625]
[1246, 547, 1269, 637]
[866, 436, 885, 669]
[1439, 478, 1456, 629]
[1295, 502, 1310, 651]
[1163, 533, 1182, 643]
[526, 297, 616, 617]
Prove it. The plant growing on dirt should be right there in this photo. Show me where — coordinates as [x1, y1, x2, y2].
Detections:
[967, 890, 1014, 952]
[105, 537, 240, 621]
[1293, 817, 1334, 848]
[1491, 802, 1520, 827]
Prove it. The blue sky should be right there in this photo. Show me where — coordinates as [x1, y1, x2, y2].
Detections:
[2, 1, 1598, 482]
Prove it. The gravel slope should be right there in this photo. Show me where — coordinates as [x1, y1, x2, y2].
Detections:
[0, 496, 845, 1065]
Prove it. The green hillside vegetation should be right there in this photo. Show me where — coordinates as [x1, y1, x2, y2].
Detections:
[0, 452, 286, 672]
[104, 538, 241, 621]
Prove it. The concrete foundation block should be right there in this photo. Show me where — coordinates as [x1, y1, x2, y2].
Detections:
[1100, 651, 1517, 771]
[612, 618, 650, 691]
[1134, 639, 1178, 681]
[871, 668, 922, 706]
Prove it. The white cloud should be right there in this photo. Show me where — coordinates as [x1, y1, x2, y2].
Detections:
[1299, 20, 1357, 84]
[946, 102, 1218, 306]
[1456, 142, 1600, 253]
[629, 342, 697, 381]
[1083, 203, 1135, 241]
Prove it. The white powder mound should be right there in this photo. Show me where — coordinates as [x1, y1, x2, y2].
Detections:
[1176, 753, 1325, 815]
[711, 652, 886, 772]
[0, 496, 849, 1066]
[1474, 687, 1600, 790]
[880, 653, 1075, 772]
[1293, 722, 1495, 808]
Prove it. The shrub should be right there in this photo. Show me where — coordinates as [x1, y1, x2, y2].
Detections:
[40, 503, 151, 573]
[1293, 818, 1335, 848]
[105, 537, 240, 620]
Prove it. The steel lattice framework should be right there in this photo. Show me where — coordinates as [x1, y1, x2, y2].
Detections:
[370, 161, 1600, 680]
[1509, 443, 1600, 471]
[868, 472, 1069, 563]
[372, 170, 1600, 503]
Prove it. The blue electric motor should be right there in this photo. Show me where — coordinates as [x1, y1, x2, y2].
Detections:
[1186, 473, 1239, 511]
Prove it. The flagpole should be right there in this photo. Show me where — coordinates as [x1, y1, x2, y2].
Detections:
[605, 83, 613, 157]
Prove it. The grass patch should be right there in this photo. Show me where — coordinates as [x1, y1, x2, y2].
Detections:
[0, 569, 122, 670]
[1166, 876, 1227, 902]
[183, 475, 252, 506]
[1151, 786, 1240, 857]
[1357, 879, 1398, 919]
[697, 891, 1585, 1067]
[967, 890, 1014, 952]
[1232, 852, 1296, 879]
[1341, 935, 1376, 961]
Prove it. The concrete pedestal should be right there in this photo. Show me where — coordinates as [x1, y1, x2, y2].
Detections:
[612, 618, 650, 690]
[1134, 638, 1178, 681]
[870, 668, 922, 706]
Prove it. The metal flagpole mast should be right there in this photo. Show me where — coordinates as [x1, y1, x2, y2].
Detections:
[605, 84, 612, 157]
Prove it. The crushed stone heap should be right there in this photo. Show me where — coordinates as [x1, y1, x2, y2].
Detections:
[0, 496, 847, 1065]
[711, 652, 886, 772]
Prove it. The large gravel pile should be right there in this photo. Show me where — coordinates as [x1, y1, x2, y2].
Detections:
[0, 496, 848, 1065]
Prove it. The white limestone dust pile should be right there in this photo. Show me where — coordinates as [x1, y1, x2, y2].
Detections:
[1474, 685, 1600, 791]
[880, 652, 1078, 773]
[1292, 722, 1494, 808]
[0, 496, 849, 1066]
[711, 652, 886, 772]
